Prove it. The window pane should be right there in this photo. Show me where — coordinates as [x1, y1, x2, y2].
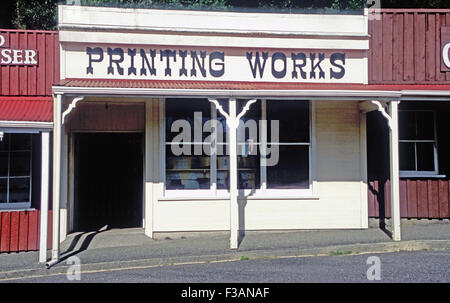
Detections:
[417, 142, 435, 171]
[399, 142, 416, 170]
[0, 179, 6, 203]
[0, 152, 8, 177]
[9, 152, 31, 176]
[215, 155, 261, 190]
[267, 100, 309, 143]
[238, 154, 260, 190]
[0, 134, 10, 151]
[217, 156, 229, 190]
[165, 98, 211, 143]
[416, 112, 434, 140]
[10, 134, 31, 150]
[166, 146, 210, 190]
[237, 99, 260, 145]
[215, 99, 229, 144]
[9, 177, 30, 203]
[399, 111, 416, 140]
[267, 145, 309, 189]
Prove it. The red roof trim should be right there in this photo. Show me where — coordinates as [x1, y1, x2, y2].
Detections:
[56, 78, 450, 92]
[0, 97, 53, 122]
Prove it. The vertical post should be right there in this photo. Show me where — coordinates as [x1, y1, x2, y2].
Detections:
[260, 100, 267, 190]
[229, 98, 238, 249]
[208, 98, 256, 249]
[389, 101, 401, 241]
[39, 132, 50, 263]
[68, 134, 75, 232]
[359, 112, 368, 228]
[59, 124, 68, 242]
[210, 104, 217, 194]
[144, 100, 153, 238]
[52, 94, 62, 261]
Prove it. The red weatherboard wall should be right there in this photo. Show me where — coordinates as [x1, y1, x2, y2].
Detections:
[0, 29, 59, 96]
[0, 210, 53, 253]
[368, 179, 450, 219]
[368, 10, 450, 219]
[1, 30, 58, 253]
[369, 9, 450, 84]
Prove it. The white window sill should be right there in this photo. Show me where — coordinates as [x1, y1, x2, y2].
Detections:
[0, 207, 35, 212]
[400, 172, 447, 179]
[159, 190, 319, 201]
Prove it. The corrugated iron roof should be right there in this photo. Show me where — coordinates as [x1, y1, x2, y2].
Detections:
[0, 97, 53, 122]
[55, 79, 450, 92]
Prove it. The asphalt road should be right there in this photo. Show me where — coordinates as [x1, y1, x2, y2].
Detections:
[7, 250, 450, 283]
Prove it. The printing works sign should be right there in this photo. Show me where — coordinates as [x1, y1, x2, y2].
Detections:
[442, 27, 450, 72]
[63, 44, 367, 83]
[0, 34, 38, 66]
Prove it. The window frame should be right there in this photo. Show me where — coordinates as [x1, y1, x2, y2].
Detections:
[399, 109, 440, 178]
[0, 133, 33, 210]
[161, 98, 316, 199]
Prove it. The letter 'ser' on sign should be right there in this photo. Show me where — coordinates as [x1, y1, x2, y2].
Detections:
[441, 27, 450, 71]
[0, 34, 38, 66]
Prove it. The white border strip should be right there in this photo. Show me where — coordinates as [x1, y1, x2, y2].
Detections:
[0, 120, 53, 129]
[52, 86, 402, 99]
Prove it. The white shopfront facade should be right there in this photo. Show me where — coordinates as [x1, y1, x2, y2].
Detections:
[45, 5, 402, 264]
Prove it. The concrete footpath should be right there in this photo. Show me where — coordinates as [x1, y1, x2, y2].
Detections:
[0, 219, 449, 281]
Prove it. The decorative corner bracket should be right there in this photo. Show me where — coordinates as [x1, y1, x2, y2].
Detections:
[62, 96, 85, 124]
[208, 98, 257, 128]
[371, 100, 392, 130]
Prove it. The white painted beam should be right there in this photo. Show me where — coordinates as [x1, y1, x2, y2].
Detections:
[144, 100, 154, 238]
[228, 98, 238, 249]
[359, 112, 368, 228]
[389, 101, 401, 241]
[208, 98, 256, 249]
[58, 5, 368, 37]
[50, 94, 62, 264]
[39, 132, 50, 263]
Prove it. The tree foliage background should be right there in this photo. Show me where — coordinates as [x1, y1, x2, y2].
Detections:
[0, 0, 449, 30]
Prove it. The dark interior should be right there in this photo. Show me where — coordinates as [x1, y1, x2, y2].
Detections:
[75, 133, 143, 231]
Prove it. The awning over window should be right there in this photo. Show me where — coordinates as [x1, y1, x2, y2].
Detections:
[55, 79, 450, 90]
[0, 97, 53, 122]
[53, 79, 450, 99]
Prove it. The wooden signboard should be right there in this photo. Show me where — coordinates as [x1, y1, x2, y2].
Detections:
[441, 27, 450, 72]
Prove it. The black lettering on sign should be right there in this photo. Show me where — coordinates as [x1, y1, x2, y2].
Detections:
[83, 47, 348, 81]
[179, 50, 188, 77]
[246, 52, 268, 78]
[140, 49, 156, 76]
[330, 53, 346, 79]
[86, 47, 103, 74]
[127, 48, 137, 75]
[191, 51, 207, 77]
[209, 51, 225, 78]
[291, 52, 307, 79]
[160, 49, 176, 76]
[309, 53, 325, 79]
[107, 47, 124, 75]
[271, 52, 287, 79]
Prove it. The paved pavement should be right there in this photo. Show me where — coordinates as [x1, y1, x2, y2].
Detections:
[0, 219, 449, 281]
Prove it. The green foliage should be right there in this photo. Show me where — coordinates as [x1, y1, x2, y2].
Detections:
[78, 0, 228, 9]
[331, 0, 366, 10]
[382, 0, 449, 8]
[12, 0, 58, 30]
[4, 0, 450, 30]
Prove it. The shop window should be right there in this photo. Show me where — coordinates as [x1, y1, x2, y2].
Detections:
[165, 99, 212, 190]
[0, 133, 32, 209]
[164, 99, 311, 195]
[266, 100, 310, 189]
[399, 110, 439, 177]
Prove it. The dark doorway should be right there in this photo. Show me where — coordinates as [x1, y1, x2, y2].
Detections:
[75, 133, 143, 231]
